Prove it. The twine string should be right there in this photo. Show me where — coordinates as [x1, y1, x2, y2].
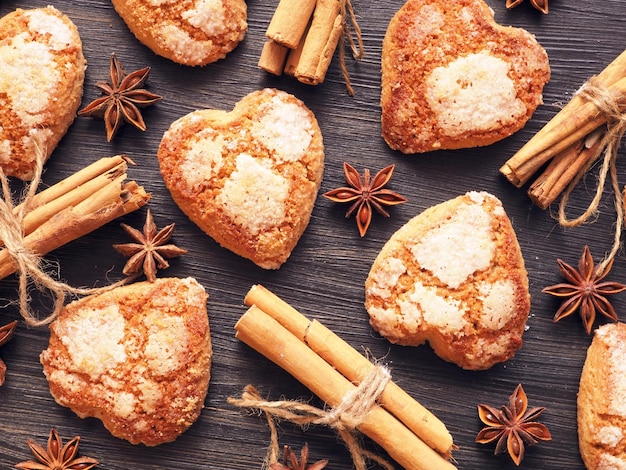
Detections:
[558, 75, 626, 275]
[339, 0, 364, 96]
[228, 365, 394, 470]
[0, 142, 129, 326]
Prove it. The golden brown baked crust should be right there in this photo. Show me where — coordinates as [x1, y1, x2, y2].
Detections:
[365, 191, 530, 370]
[381, 0, 550, 154]
[578, 323, 626, 469]
[40, 277, 211, 446]
[0, 6, 86, 180]
[111, 0, 247, 66]
[157, 88, 324, 269]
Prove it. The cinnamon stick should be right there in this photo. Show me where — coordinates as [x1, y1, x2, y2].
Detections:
[266, 0, 317, 49]
[18, 155, 130, 213]
[294, 0, 344, 85]
[0, 160, 149, 280]
[500, 50, 626, 188]
[500, 76, 626, 188]
[258, 40, 289, 75]
[20, 159, 128, 236]
[528, 129, 605, 209]
[244, 284, 454, 457]
[235, 304, 457, 470]
[284, 23, 309, 76]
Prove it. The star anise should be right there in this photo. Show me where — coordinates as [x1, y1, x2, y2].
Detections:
[15, 428, 98, 470]
[323, 162, 407, 237]
[542, 245, 626, 334]
[113, 209, 187, 283]
[0, 319, 17, 386]
[476, 384, 551, 466]
[505, 0, 548, 14]
[78, 53, 162, 141]
[270, 444, 328, 470]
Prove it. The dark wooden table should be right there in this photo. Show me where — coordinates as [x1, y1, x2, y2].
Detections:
[0, 0, 625, 468]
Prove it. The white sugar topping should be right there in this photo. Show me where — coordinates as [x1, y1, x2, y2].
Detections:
[113, 392, 137, 418]
[367, 256, 406, 299]
[477, 280, 516, 330]
[407, 5, 444, 40]
[0, 36, 59, 125]
[136, 379, 161, 413]
[410, 201, 495, 289]
[367, 306, 398, 338]
[216, 153, 288, 235]
[597, 454, 626, 470]
[182, 0, 227, 36]
[462, 334, 513, 368]
[251, 94, 314, 163]
[596, 425, 624, 447]
[181, 129, 226, 190]
[411, 282, 467, 333]
[26, 9, 75, 50]
[426, 51, 525, 136]
[54, 304, 126, 379]
[156, 24, 207, 63]
[144, 313, 188, 376]
[395, 298, 421, 334]
[398, 281, 467, 334]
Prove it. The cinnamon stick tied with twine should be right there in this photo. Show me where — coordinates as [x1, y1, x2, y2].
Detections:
[230, 285, 456, 470]
[500, 49, 626, 190]
[245, 284, 453, 456]
[258, 0, 363, 95]
[499, 48, 626, 276]
[0, 149, 150, 326]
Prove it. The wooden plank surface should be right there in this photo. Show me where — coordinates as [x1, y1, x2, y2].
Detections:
[0, 0, 625, 468]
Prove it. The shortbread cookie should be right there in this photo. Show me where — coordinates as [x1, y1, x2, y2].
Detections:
[0, 6, 86, 180]
[365, 191, 530, 370]
[158, 88, 324, 269]
[40, 277, 211, 446]
[381, 0, 550, 154]
[112, 0, 247, 66]
[578, 323, 626, 469]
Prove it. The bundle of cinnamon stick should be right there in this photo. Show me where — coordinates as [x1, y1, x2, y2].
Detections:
[500, 49, 626, 210]
[235, 285, 456, 470]
[259, 0, 361, 93]
[0, 155, 149, 281]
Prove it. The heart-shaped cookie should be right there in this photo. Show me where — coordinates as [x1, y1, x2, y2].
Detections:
[112, 0, 247, 66]
[365, 191, 530, 370]
[0, 6, 86, 180]
[158, 88, 324, 269]
[40, 277, 212, 446]
[381, 0, 550, 154]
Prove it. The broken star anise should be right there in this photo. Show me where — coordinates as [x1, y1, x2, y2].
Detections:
[78, 53, 162, 141]
[505, 0, 548, 14]
[270, 444, 328, 470]
[113, 209, 187, 283]
[323, 162, 407, 237]
[15, 428, 98, 470]
[542, 245, 626, 334]
[476, 384, 551, 466]
[0, 319, 17, 386]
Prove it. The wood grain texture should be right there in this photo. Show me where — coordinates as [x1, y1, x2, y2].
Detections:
[0, 0, 625, 468]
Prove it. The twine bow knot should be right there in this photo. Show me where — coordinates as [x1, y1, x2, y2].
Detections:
[228, 365, 394, 470]
[0, 143, 126, 326]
